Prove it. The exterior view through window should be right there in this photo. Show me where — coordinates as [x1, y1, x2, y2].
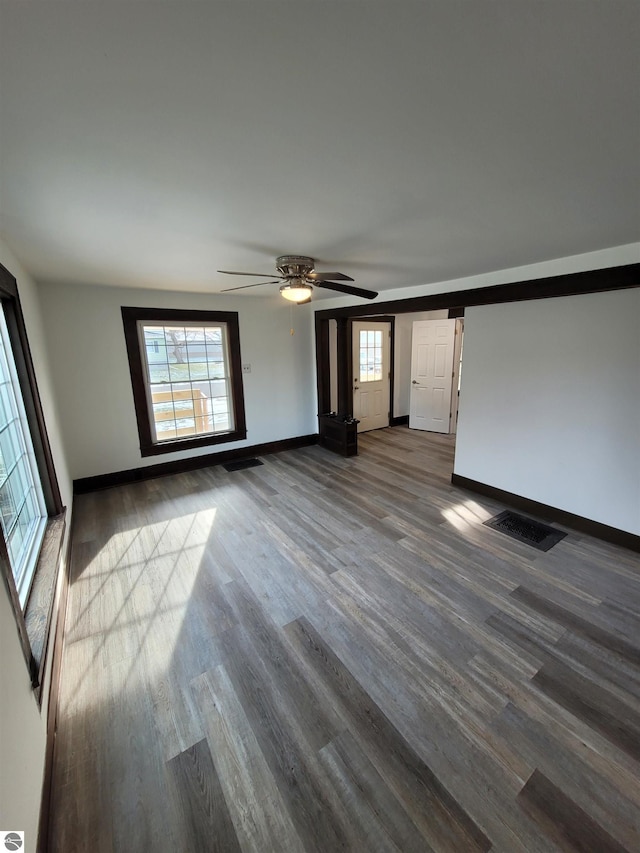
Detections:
[140, 322, 234, 443]
[359, 329, 383, 382]
[0, 310, 47, 606]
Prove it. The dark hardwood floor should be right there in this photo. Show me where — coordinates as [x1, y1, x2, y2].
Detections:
[50, 427, 640, 851]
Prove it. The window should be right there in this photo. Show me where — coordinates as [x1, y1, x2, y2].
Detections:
[0, 262, 65, 695]
[359, 329, 383, 382]
[0, 311, 47, 606]
[122, 308, 246, 456]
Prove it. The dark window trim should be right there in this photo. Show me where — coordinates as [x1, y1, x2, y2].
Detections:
[0, 270, 63, 513]
[0, 262, 65, 701]
[122, 306, 247, 457]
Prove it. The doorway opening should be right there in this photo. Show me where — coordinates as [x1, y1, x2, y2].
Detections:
[316, 301, 467, 474]
[320, 311, 461, 444]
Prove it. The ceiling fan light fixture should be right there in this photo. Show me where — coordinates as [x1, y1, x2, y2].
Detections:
[219, 255, 377, 301]
[279, 282, 312, 303]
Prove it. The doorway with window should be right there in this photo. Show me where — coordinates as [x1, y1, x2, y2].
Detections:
[352, 321, 391, 433]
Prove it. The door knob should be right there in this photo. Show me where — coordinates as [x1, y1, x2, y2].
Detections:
[412, 380, 419, 384]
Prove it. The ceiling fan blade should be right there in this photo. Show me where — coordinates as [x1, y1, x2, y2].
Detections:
[315, 281, 378, 300]
[307, 271, 354, 282]
[218, 270, 285, 278]
[221, 281, 280, 292]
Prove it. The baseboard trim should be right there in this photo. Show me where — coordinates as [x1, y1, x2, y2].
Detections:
[390, 415, 409, 427]
[451, 473, 640, 553]
[74, 434, 319, 494]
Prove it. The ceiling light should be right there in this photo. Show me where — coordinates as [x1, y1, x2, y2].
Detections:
[279, 282, 312, 303]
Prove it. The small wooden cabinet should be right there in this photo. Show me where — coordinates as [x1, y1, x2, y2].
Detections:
[318, 414, 358, 457]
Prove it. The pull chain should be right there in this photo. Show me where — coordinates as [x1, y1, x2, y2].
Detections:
[290, 303, 295, 336]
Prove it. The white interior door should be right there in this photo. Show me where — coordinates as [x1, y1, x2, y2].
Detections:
[409, 318, 456, 432]
[352, 321, 390, 433]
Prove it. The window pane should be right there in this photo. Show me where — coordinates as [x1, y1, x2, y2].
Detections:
[0, 480, 17, 530]
[188, 362, 209, 380]
[0, 423, 20, 483]
[0, 382, 13, 428]
[156, 422, 178, 440]
[148, 363, 170, 384]
[169, 363, 190, 382]
[0, 384, 10, 429]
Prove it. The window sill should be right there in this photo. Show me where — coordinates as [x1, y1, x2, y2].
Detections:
[24, 511, 66, 704]
[140, 428, 247, 457]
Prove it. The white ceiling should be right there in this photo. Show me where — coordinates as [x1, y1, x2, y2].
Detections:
[1, 1, 638, 300]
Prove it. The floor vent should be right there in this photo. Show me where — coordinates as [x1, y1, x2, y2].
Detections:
[483, 510, 566, 552]
[223, 458, 264, 473]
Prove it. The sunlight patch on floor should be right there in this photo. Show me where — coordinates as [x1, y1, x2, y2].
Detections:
[61, 508, 218, 704]
[441, 499, 492, 532]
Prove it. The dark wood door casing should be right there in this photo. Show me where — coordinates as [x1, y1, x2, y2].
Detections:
[313, 264, 639, 422]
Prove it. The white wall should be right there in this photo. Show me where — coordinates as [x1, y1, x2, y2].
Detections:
[0, 241, 73, 853]
[37, 281, 316, 480]
[454, 288, 640, 535]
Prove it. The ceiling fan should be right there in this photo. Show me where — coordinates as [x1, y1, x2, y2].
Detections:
[218, 255, 378, 304]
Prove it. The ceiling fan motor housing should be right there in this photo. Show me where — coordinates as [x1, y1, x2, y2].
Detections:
[276, 255, 315, 278]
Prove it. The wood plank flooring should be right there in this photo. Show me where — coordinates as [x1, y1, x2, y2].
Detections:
[50, 427, 640, 852]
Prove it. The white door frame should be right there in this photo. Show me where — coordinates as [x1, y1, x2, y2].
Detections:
[450, 318, 464, 434]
